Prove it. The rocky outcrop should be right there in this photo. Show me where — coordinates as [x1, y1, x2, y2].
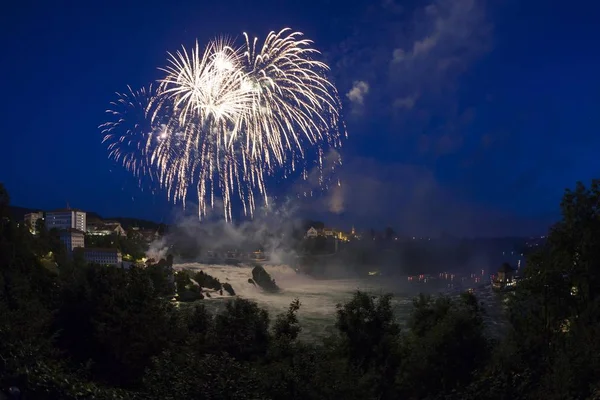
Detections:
[223, 282, 236, 296]
[251, 265, 279, 293]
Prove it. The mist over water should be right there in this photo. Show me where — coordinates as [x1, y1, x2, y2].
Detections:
[154, 200, 508, 339]
[176, 262, 503, 339]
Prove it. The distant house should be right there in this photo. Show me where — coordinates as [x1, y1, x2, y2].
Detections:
[306, 227, 318, 238]
[497, 262, 516, 283]
[140, 229, 159, 242]
[493, 262, 518, 291]
[323, 228, 335, 237]
[87, 220, 126, 237]
[130, 227, 159, 242]
[248, 250, 267, 261]
[24, 211, 44, 234]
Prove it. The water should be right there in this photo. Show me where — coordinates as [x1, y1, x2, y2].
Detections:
[176, 263, 505, 339]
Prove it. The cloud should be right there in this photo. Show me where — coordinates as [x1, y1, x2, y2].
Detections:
[388, 0, 491, 106]
[330, 0, 492, 152]
[346, 80, 370, 112]
[394, 95, 418, 110]
[382, 0, 404, 14]
[326, 184, 345, 214]
[289, 148, 345, 215]
[298, 157, 552, 237]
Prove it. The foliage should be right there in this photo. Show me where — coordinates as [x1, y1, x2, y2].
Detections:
[193, 269, 222, 290]
[213, 298, 271, 361]
[173, 269, 203, 302]
[399, 292, 490, 399]
[462, 179, 600, 400]
[54, 265, 183, 388]
[4, 180, 600, 399]
[144, 352, 263, 400]
[335, 292, 400, 369]
[145, 258, 175, 297]
[272, 299, 302, 342]
[0, 183, 9, 219]
[85, 232, 148, 261]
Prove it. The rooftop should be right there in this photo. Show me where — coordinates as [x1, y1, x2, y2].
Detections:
[59, 228, 86, 235]
[24, 211, 44, 216]
[48, 208, 85, 213]
[83, 248, 122, 254]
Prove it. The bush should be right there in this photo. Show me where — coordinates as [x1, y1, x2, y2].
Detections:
[144, 352, 263, 400]
[178, 288, 204, 302]
[53, 265, 181, 387]
[213, 298, 270, 361]
[11, 180, 600, 399]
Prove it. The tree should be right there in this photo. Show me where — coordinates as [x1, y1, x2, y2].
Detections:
[213, 298, 270, 361]
[334, 291, 401, 399]
[54, 265, 180, 387]
[471, 179, 600, 400]
[273, 299, 302, 341]
[0, 183, 9, 219]
[302, 219, 324, 231]
[399, 292, 489, 399]
[384, 226, 395, 241]
[335, 292, 400, 368]
[144, 352, 263, 400]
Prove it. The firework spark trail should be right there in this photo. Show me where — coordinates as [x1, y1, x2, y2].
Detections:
[102, 28, 346, 222]
[100, 85, 166, 188]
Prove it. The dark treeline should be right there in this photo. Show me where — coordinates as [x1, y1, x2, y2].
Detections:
[160, 215, 531, 277]
[298, 236, 530, 277]
[3, 180, 600, 399]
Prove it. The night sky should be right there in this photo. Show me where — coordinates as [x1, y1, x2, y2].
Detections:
[1, 0, 599, 236]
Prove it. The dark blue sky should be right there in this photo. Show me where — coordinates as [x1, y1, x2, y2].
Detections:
[1, 0, 599, 236]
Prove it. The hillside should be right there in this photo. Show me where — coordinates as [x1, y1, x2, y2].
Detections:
[9, 205, 163, 231]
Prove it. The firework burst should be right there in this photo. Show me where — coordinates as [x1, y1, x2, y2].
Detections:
[102, 28, 346, 221]
[100, 84, 168, 186]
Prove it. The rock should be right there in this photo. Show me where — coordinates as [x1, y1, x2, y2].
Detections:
[223, 282, 236, 296]
[251, 265, 280, 293]
[178, 289, 204, 302]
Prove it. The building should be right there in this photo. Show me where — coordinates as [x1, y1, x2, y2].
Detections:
[497, 262, 516, 284]
[323, 228, 335, 237]
[248, 250, 267, 261]
[59, 229, 85, 254]
[87, 220, 126, 236]
[24, 211, 44, 234]
[46, 208, 87, 232]
[492, 262, 518, 291]
[83, 248, 122, 266]
[130, 227, 159, 242]
[306, 227, 318, 238]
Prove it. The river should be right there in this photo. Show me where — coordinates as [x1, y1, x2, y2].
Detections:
[175, 263, 506, 339]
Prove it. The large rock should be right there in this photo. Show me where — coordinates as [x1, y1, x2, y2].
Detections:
[251, 265, 280, 293]
[223, 282, 236, 296]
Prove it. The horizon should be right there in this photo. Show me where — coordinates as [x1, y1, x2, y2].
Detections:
[2, 0, 598, 237]
[8, 202, 551, 240]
